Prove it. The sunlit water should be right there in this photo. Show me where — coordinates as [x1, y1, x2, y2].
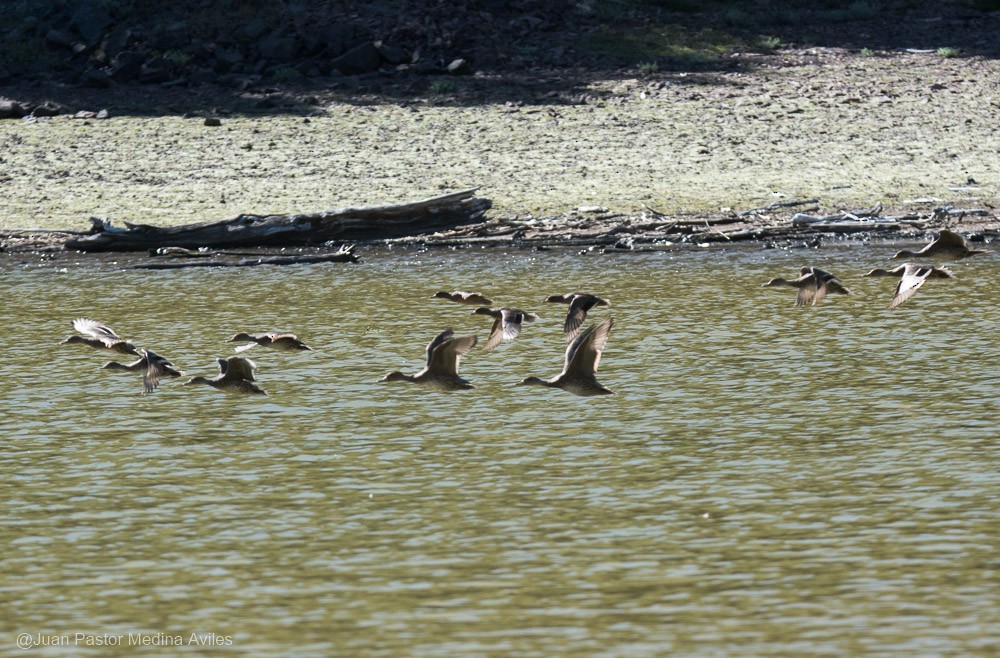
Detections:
[2, 243, 999, 656]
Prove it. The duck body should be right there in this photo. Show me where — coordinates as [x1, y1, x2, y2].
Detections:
[519, 316, 615, 396]
[379, 328, 477, 390]
[892, 229, 988, 260]
[544, 292, 610, 340]
[229, 332, 313, 353]
[762, 266, 850, 306]
[62, 318, 139, 355]
[185, 356, 267, 395]
[472, 307, 538, 350]
[864, 263, 954, 308]
[432, 290, 494, 306]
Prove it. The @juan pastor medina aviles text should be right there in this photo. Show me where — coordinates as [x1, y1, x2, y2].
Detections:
[16, 632, 233, 649]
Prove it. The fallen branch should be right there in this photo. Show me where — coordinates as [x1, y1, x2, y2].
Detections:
[130, 246, 359, 269]
[738, 198, 820, 218]
[66, 188, 491, 252]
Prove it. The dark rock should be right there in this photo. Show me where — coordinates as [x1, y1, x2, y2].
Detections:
[447, 58, 473, 75]
[204, 117, 222, 126]
[101, 27, 132, 59]
[70, 3, 113, 45]
[330, 41, 382, 75]
[213, 46, 244, 72]
[110, 50, 144, 82]
[46, 28, 75, 48]
[242, 18, 270, 41]
[31, 101, 63, 117]
[413, 59, 444, 75]
[82, 66, 114, 88]
[0, 100, 28, 119]
[258, 33, 299, 63]
[150, 23, 190, 52]
[138, 56, 173, 84]
[189, 67, 217, 85]
[303, 24, 355, 57]
[375, 41, 409, 65]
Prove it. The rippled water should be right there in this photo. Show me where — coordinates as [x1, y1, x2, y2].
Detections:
[2, 243, 999, 656]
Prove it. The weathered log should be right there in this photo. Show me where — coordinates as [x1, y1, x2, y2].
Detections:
[66, 188, 491, 252]
[130, 247, 359, 269]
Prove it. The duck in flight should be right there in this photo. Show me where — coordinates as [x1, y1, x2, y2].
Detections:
[103, 348, 183, 393]
[184, 356, 267, 395]
[472, 307, 538, 350]
[864, 263, 955, 308]
[229, 332, 313, 353]
[518, 316, 615, 396]
[378, 328, 478, 390]
[61, 318, 139, 356]
[762, 266, 850, 306]
[544, 292, 610, 341]
[431, 290, 494, 306]
[891, 229, 987, 261]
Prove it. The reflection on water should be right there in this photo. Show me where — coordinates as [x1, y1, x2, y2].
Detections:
[2, 244, 999, 655]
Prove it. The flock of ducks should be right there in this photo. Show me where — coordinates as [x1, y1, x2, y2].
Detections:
[61, 319, 312, 395]
[762, 229, 988, 308]
[378, 290, 615, 395]
[60, 230, 990, 397]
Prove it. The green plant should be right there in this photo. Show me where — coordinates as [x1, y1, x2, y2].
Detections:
[637, 61, 659, 77]
[429, 79, 457, 94]
[721, 8, 753, 27]
[937, 47, 960, 58]
[757, 36, 781, 50]
[272, 66, 302, 83]
[163, 49, 190, 67]
[860, 47, 874, 57]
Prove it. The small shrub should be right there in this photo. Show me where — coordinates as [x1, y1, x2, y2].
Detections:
[860, 47, 874, 57]
[164, 49, 190, 68]
[757, 36, 782, 50]
[637, 61, 659, 77]
[937, 47, 960, 58]
[272, 66, 302, 83]
[429, 79, 457, 94]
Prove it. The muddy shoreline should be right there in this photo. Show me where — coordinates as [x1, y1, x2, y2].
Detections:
[3, 42, 1000, 256]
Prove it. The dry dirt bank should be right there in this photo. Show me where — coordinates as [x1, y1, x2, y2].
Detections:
[2, 47, 999, 252]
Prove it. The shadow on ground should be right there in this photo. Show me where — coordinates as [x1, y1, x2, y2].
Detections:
[1, 0, 998, 117]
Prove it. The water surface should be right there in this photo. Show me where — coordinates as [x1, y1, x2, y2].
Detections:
[2, 244, 998, 656]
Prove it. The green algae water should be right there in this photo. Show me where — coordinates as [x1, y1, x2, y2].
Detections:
[1, 244, 998, 656]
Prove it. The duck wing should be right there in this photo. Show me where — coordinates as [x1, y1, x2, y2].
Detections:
[563, 295, 601, 338]
[933, 229, 967, 251]
[224, 356, 258, 382]
[562, 316, 614, 377]
[500, 309, 535, 342]
[429, 333, 477, 376]
[793, 271, 819, 306]
[889, 264, 931, 308]
[141, 348, 180, 393]
[73, 318, 123, 343]
[483, 318, 504, 351]
[424, 329, 455, 365]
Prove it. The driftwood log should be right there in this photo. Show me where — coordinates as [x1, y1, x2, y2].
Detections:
[65, 188, 491, 252]
[130, 245, 359, 269]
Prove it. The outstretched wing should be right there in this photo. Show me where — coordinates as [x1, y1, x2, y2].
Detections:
[424, 329, 455, 366]
[430, 333, 478, 376]
[73, 318, 123, 343]
[483, 318, 504, 351]
[226, 356, 258, 381]
[889, 264, 929, 308]
[563, 316, 614, 377]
